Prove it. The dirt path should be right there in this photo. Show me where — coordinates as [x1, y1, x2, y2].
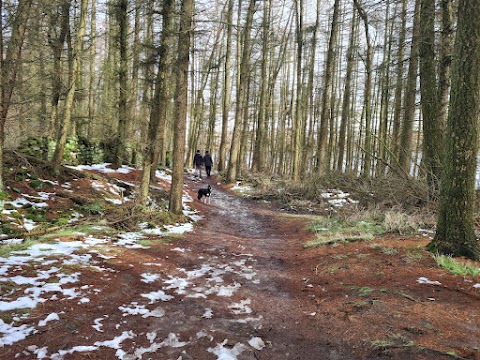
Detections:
[3, 176, 480, 359]
[170, 179, 353, 360]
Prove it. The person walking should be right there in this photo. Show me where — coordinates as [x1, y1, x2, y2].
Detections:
[193, 150, 204, 178]
[204, 151, 213, 177]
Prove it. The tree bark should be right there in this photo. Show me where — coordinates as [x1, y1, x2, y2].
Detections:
[150, 0, 175, 180]
[207, 67, 219, 153]
[0, 0, 33, 200]
[252, 0, 271, 173]
[226, 0, 255, 183]
[48, 0, 71, 138]
[419, 0, 442, 198]
[430, 0, 480, 260]
[337, 6, 357, 172]
[436, 0, 454, 143]
[169, 0, 195, 214]
[113, 0, 129, 168]
[377, 0, 393, 176]
[399, 0, 421, 175]
[52, 0, 88, 173]
[218, 0, 234, 173]
[139, 0, 175, 205]
[87, 0, 97, 138]
[391, 0, 407, 160]
[292, 0, 304, 179]
[354, 0, 373, 178]
[316, 0, 340, 175]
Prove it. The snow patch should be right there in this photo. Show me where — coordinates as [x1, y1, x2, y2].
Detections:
[208, 340, 248, 360]
[248, 337, 265, 350]
[417, 277, 441, 285]
[38, 313, 60, 327]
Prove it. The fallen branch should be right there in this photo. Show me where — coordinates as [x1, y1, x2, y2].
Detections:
[56, 190, 94, 205]
[374, 342, 468, 360]
[420, 347, 469, 360]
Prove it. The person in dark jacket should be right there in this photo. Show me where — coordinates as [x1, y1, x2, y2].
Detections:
[193, 150, 203, 178]
[203, 151, 213, 177]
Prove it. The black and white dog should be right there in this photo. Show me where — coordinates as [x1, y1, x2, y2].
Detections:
[197, 184, 212, 204]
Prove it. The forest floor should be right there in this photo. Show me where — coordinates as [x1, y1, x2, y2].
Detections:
[1, 161, 480, 360]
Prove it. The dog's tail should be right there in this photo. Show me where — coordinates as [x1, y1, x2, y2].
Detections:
[197, 193, 201, 200]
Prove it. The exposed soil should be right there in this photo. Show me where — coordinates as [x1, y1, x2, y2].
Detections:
[2, 168, 480, 360]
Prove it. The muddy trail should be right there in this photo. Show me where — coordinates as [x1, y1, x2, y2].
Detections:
[171, 179, 352, 360]
[2, 178, 347, 360]
[3, 175, 479, 360]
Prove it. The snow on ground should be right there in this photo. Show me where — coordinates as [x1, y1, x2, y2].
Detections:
[67, 163, 136, 175]
[0, 225, 264, 358]
[320, 190, 359, 207]
[231, 182, 359, 208]
[1, 163, 201, 241]
[231, 182, 253, 195]
[0, 164, 265, 359]
[417, 277, 442, 286]
[155, 169, 173, 183]
[0, 238, 264, 358]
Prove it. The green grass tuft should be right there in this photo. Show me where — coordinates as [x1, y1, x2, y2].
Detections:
[434, 254, 480, 277]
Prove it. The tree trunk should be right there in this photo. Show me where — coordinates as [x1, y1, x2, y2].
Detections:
[139, 0, 175, 205]
[436, 0, 454, 143]
[399, 0, 421, 175]
[303, 0, 321, 174]
[207, 67, 219, 153]
[419, 0, 442, 198]
[150, 0, 175, 180]
[218, 0, 234, 173]
[52, 0, 88, 174]
[377, 0, 393, 176]
[354, 0, 373, 178]
[337, 5, 357, 172]
[226, 0, 255, 183]
[292, 0, 304, 180]
[430, 0, 480, 260]
[239, 73, 252, 175]
[316, 0, 340, 175]
[252, 0, 271, 173]
[113, 0, 129, 168]
[0, 0, 33, 200]
[391, 0, 407, 160]
[87, 0, 97, 138]
[128, 0, 142, 163]
[169, 0, 195, 214]
[48, 0, 71, 138]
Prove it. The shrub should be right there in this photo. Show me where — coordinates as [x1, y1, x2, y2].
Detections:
[18, 136, 50, 160]
[382, 211, 419, 235]
[80, 202, 105, 216]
